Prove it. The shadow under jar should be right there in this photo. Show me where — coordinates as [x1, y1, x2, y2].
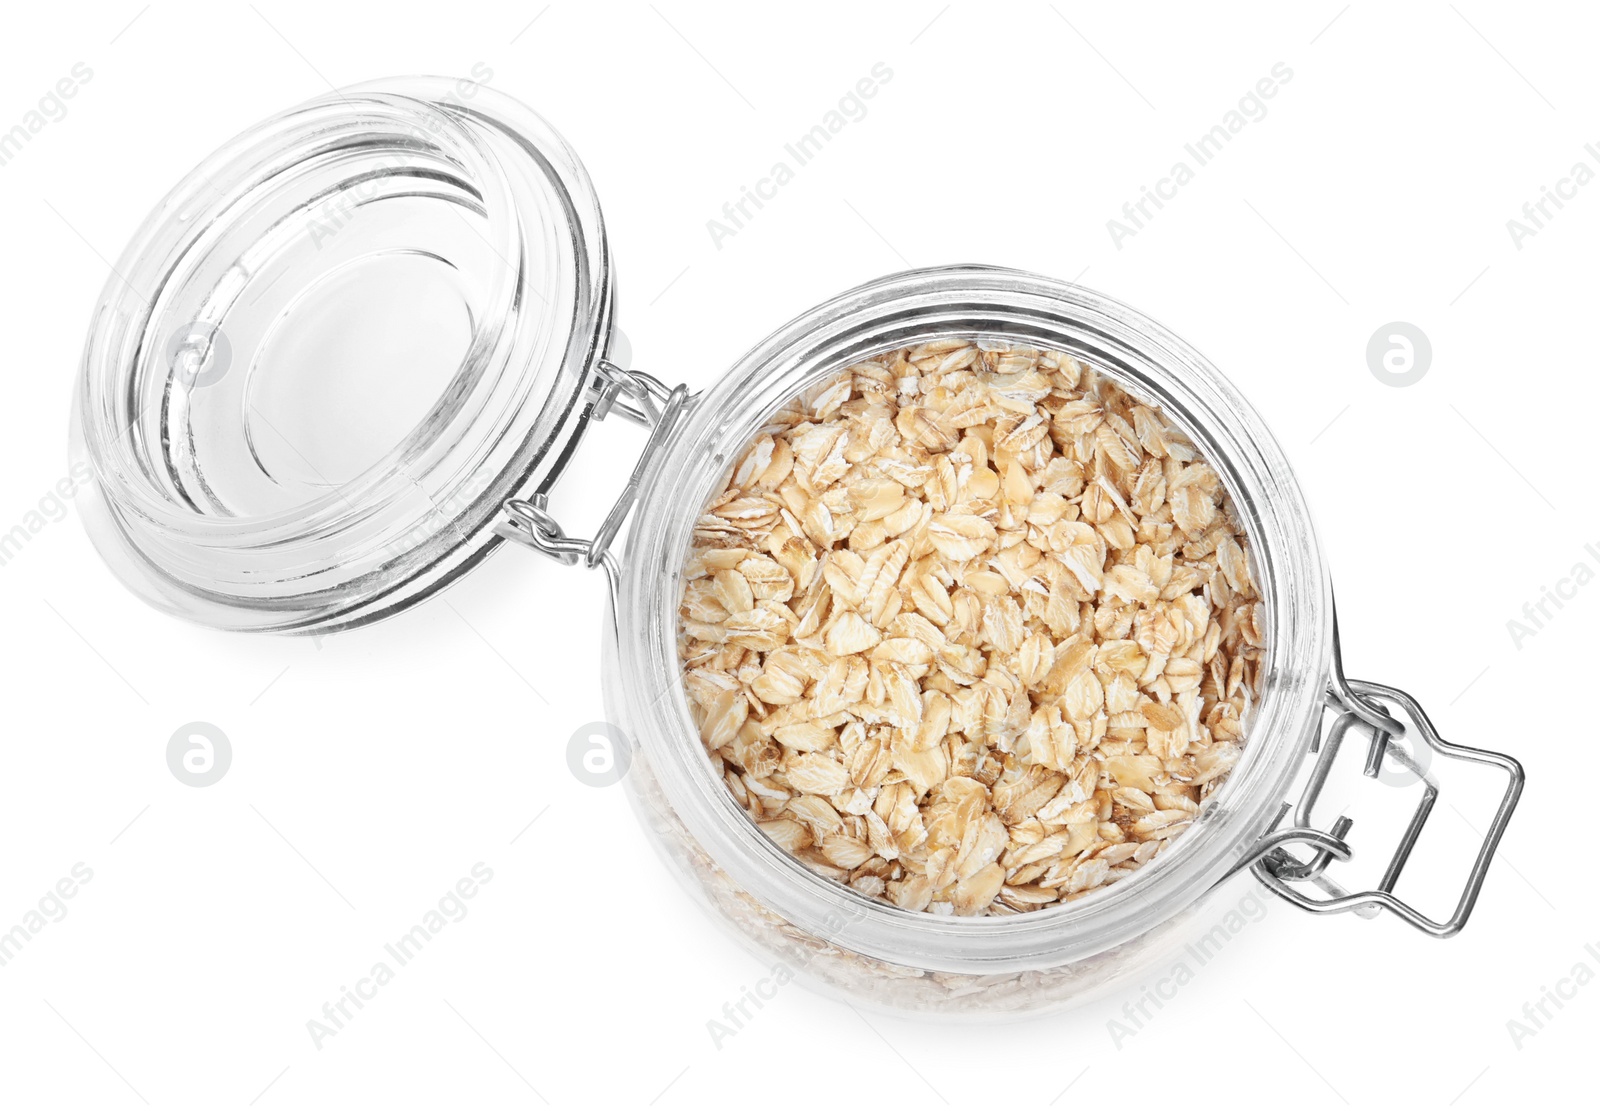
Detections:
[72, 78, 1524, 1017]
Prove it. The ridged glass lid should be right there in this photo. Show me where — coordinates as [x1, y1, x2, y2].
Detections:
[72, 77, 613, 633]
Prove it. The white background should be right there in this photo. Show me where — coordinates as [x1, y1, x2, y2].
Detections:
[0, 1, 1592, 1107]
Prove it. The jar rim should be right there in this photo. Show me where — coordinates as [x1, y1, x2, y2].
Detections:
[72, 77, 613, 633]
[610, 265, 1331, 974]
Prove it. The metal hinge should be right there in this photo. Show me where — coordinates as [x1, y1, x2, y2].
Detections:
[495, 361, 691, 581]
[1229, 604, 1525, 937]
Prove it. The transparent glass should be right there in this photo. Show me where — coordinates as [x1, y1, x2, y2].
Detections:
[71, 77, 613, 633]
[606, 267, 1333, 1015]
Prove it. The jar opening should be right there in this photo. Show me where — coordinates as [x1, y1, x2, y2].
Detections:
[612, 267, 1331, 974]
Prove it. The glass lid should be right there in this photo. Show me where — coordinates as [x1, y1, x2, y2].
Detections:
[71, 76, 614, 633]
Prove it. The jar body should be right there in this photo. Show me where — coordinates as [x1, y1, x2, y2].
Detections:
[609, 664, 1276, 1015]
[605, 267, 1332, 1015]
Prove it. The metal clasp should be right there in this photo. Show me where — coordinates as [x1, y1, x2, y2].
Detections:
[1234, 603, 1525, 938]
[495, 360, 691, 582]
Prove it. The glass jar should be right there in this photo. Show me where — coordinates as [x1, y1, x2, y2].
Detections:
[73, 77, 1525, 1016]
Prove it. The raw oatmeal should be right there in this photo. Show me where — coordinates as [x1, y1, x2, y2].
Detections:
[677, 341, 1263, 916]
